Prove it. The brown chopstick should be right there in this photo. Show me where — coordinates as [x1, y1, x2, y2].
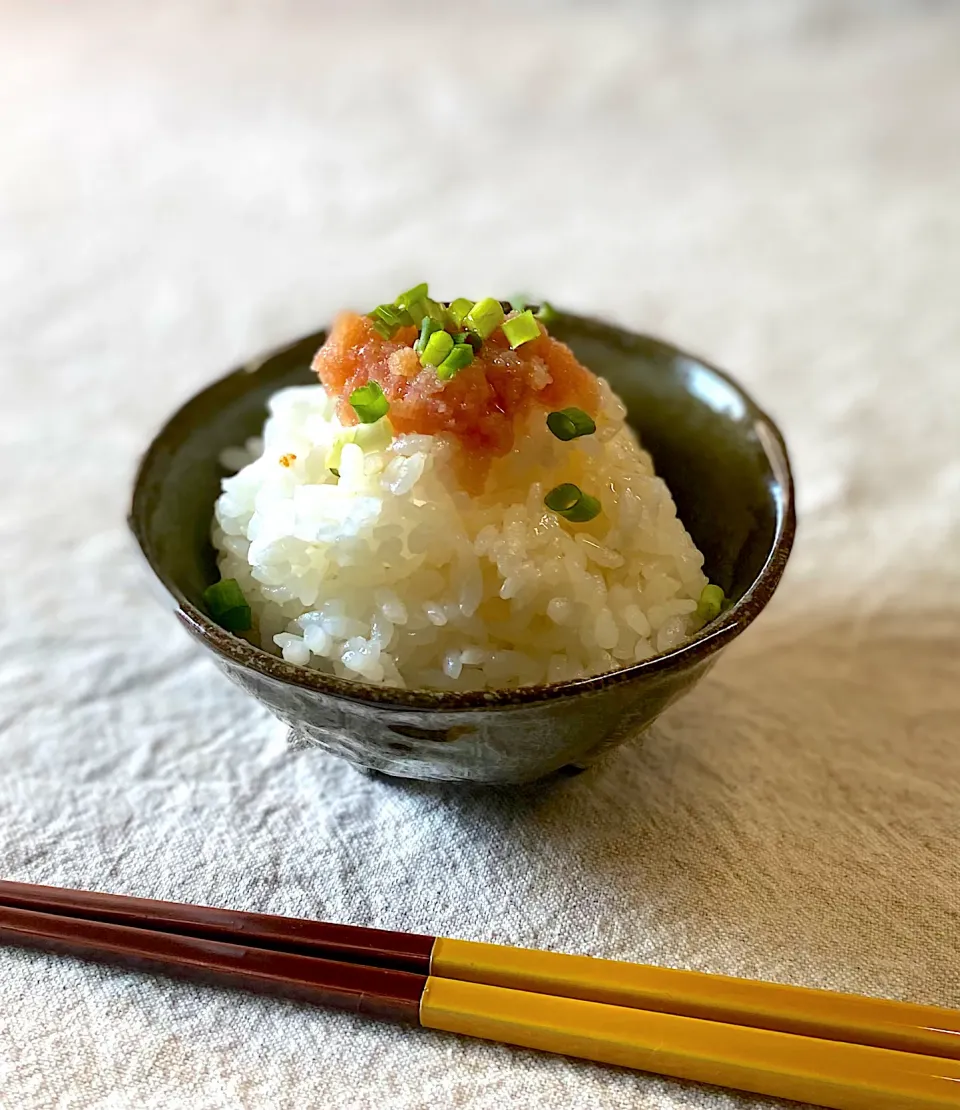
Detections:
[0, 879, 433, 973]
[0, 902, 425, 1022]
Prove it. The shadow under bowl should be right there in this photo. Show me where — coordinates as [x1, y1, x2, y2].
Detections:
[129, 311, 795, 784]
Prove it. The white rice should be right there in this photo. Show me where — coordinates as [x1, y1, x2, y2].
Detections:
[211, 380, 709, 690]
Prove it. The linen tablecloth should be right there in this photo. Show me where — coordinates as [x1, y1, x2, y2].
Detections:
[2, 2, 958, 1107]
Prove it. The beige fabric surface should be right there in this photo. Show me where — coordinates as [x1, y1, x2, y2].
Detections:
[2, 2, 958, 1107]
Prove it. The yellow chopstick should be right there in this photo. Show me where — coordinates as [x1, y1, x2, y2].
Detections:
[421, 977, 960, 1110]
[432, 938, 960, 1061]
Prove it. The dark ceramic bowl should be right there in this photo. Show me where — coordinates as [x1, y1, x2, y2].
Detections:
[129, 312, 795, 785]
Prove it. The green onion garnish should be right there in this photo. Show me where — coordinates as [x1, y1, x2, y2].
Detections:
[368, 303, 413, 339]
[396, 283, 446, 331]
[202, 578, 252, 633]
[453, 331, 482, 353]
[502, 309, 541, 349]
[448, 297, 474, 327]
[510, 294, 529, 312]
[425, 299, 448, 326]
[403, 296, 446, 332]
[465, 297, 505, 340]
[412, 299, 446, 330]
[414, 315, 441, 355]
[697, 584, 725, 623]
[546, 407, 596, 441]
[420, 329, 454, 368]
[349, 380, 390, 423]
[437, 344, 474, 380]
[544, 483, 601, 523]
[396, 282, 429, 310]
[402, 299, 425, 324]
[381, 303, 413, 326]
[536, 300, 558, 324]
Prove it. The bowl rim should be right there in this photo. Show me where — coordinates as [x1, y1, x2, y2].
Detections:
[129, 313, 796, 712]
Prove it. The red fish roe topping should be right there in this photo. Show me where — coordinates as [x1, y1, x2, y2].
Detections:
[312, 311, 600, 483]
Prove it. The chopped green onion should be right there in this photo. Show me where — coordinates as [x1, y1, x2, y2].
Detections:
[414, 315, 441, 354]
[368, 303, 413, 339]
[502, 309, 541, 349]
[404, 295, 446, 332]
[544, 483, 601, 523]
[452, 329, 481, 350]
[697, 584, 725, 623]
[424, 298, 448, 326]
[203, 577, 246, 612]
[203, 578, 252, 633]
[448, 297, 474, 326]
[354, 418, 393, 453]
[536, 300, 558, 324]
[465, 297, 505, 340]
[510, 294, 529, 312]
[403, 299, 424, 325]
[402, 299, 424, 323]
[379, 303, 413, 326]
[325, 432, 351, 473]
[546, 407, 596, 441]
[396, 282, 428, 310]
[396, 283, 432, 329]
[437, 344, 474, 380]
[349, 380, 390, 423]
[326, 418, 392, 472]
[454, 330, 482, 353]
[420, 329, 454, 368]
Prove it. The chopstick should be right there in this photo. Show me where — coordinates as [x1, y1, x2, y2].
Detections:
[2, 886, 960, 1110]
[0, 879, 434, 972]
[2, 904, 959, 1110]
[0, 902, 425, 1021]
[3, 880, 957, 1061]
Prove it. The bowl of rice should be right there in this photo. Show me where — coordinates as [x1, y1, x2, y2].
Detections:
[129, 290, 794, 784]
